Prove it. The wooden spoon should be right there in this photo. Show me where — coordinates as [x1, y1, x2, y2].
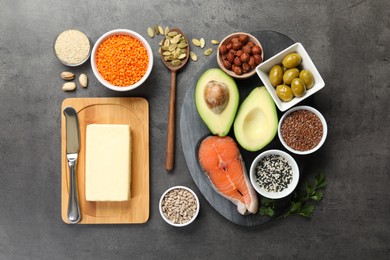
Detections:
[160, 28, 190, 171]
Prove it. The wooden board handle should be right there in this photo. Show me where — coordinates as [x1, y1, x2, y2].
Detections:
[165, 70, 177, 171]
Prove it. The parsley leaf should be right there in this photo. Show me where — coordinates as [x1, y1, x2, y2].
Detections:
[315, 173, 327, 189]
[290, 201, 302, 212]
[259, 198, 275, 217]
[259, 173, 327, 219]
[259, 206, 275, 217]
[298, 204, 315, 217]
[310, 191, 323, 201]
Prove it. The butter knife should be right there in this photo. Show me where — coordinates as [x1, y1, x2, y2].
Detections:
[63, 107, 81, 224]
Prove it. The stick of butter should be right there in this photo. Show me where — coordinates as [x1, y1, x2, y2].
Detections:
[85, 124, 131, 201]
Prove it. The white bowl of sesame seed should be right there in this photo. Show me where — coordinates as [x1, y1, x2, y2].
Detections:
[278, 106, 328, 155]
[250, 149, 299, 199]
[53, 29, 91, 66]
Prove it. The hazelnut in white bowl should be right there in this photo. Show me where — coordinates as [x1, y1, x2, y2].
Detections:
[217, 32, 264, 79]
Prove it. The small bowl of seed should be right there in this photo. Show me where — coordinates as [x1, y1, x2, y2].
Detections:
[159, 186, 200, 227]
[250, 149, 299, 199]
[53, 29, 92, 66]
[278, 106, 328, 155]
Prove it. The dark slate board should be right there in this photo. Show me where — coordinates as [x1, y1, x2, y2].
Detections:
[180, 31, 295, 226]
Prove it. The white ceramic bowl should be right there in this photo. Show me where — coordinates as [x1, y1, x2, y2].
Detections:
[278, 106, 328, 155]
[256, 42, 325, 111]
[250, 149, 299, 199]
[159, 186, 200, 227]
[53, 29, 92, 67]
[217, 32, 263, 79]
[91, 29, 153, 91]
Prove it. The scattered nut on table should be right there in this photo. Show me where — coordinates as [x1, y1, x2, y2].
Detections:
[79, 73, 88, 88]
[62, 82, 76, 91]
[61, 71, 75, 80]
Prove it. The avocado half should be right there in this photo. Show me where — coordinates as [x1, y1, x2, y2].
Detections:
[234, 87, 278, 151]
[195, 68, 239, 136]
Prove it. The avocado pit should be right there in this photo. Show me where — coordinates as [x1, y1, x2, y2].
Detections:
[204, 81, 230, 114]
[195, 68, 239, 136]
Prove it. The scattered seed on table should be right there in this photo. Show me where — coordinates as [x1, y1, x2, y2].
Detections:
[204, 48, 213, 56]
[190, 51, 198, 61]
[192, 38, 201, 47]
[147, 27, 154, 38]
[200, 38, 205, 48]
[158, 25, 164, 35]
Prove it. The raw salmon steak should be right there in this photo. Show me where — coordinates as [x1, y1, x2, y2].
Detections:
[198, 136, 259, 215]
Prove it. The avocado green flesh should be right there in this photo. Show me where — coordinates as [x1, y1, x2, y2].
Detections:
[234, 87, 278, 151]
[195, 68, 239, 136]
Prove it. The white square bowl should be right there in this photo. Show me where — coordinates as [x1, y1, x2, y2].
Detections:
[256, 42, 325, 111]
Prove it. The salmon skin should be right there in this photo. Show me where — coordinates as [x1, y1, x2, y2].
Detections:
[198, 136, 259, 215]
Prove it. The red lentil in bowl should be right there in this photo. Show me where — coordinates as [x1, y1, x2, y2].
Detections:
[278, 106, 327, 155]
[95, 34, 148, 86]
[91, 29, 153, 91]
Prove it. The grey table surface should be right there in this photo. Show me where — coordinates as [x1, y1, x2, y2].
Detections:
[1, 0, 389, 259]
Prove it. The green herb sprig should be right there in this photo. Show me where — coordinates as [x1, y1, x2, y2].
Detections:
[259, 173, 327, 218]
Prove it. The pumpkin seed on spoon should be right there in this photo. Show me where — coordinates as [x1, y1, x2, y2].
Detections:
[160, 28, 190, 171]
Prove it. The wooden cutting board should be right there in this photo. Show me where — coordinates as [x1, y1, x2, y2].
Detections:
[61, 98, 149, 224]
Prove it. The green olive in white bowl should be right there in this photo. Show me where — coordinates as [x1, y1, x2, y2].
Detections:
[256, 43, 325, 112]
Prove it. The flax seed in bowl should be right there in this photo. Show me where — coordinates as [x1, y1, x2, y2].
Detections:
[278, 106, 328, 155]
[53, 29, 91, 66]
